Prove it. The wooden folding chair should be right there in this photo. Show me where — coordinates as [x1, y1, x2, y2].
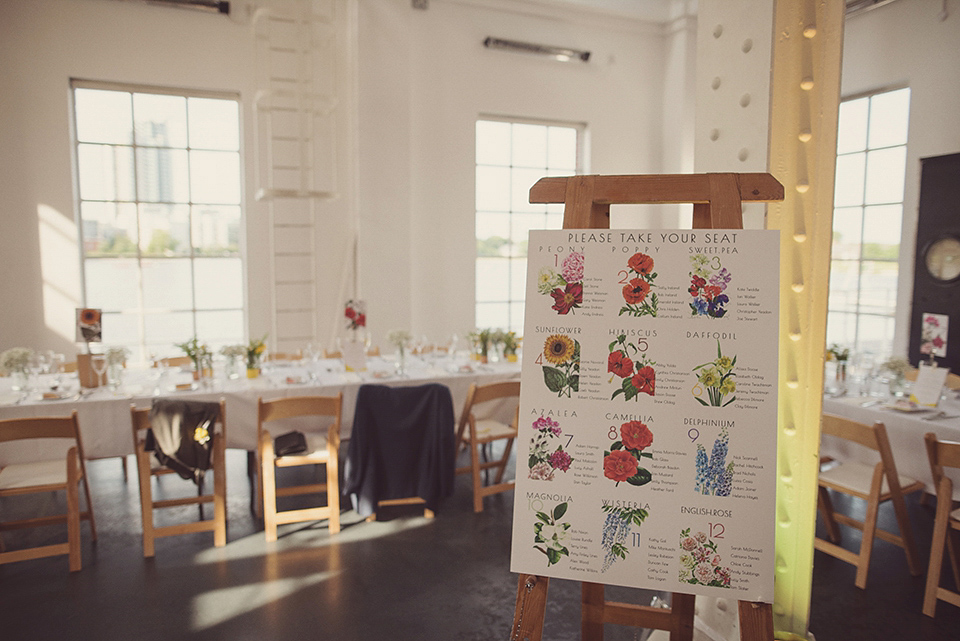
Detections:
[0, 411, 96, 572]
[130, 400, 227, 557]
[257, 394, 342, 542]
[454, 380, 520, 513]
[815, 413, 924, 588]
[923, 432, 960, 616]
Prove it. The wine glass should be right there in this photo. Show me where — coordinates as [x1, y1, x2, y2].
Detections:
[91, 355, 108, 391]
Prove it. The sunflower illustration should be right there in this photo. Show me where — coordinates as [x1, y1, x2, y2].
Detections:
[544, 334, 575, 364]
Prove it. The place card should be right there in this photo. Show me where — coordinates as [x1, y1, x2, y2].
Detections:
[909, 362, 950, 407]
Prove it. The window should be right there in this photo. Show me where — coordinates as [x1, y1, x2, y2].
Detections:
[72, 82, 244, 360]
[475, 119, 582, 333]
[827, 88, 910, 356]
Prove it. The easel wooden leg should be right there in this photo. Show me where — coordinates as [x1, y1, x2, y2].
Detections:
[510, 574, 549, 641]
[738, 601, 774, 641]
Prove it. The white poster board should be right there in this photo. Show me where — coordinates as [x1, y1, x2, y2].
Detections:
[510, 229, 780, 603]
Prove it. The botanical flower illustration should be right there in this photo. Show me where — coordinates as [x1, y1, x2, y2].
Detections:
[678, 527, 732, 588]
[77, 307, 103, 343]
[527, 416, 574, 481]
[533, 502, 571, 566]
[542, 334, 580, 397]
[619, 252, 658, 317]
[920, 313, 948, 357]
[689, 255, 731, 318]
[608, 334, 657, 401]
[695, 427, 733, 496]
[692, 340, 737, 407]
[603, 420, 654, 487]
[600, 503, 648, 572]
[538, 252, 584, 315]
[344, 299, 366, 330]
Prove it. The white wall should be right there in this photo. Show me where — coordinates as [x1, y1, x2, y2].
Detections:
[357, 0, 682, 346]
[841, 0, 960, 356]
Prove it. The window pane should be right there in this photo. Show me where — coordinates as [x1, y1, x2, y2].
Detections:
[476, 166, 510, 211]
[75, 89, 132, 144]
[144, 311, 195, 345]
[859, 261, 899, 315]
[868, 88, 910, 149]
[193, 205, 241, 255]
[133, 93, 187, 148]
[85, 258, 140, 311]
[477, 258, 509, 302]
[188, 97, 240, 151]
[142, 258, 194, 310]
[476, 212, 511, 246]
[548, 126, 577, 170]
[857, 314, 895, 356]
[833, 153, 865, 207]
[189, 150, 241, 204]
[78, 144, 135, 201]
[864, 146, 906, 205]
[139, 204, 191, 257]
[476, 120, 511, 165]
[836, 97, 868, 154]
[194, 257, 243, 309]
[510, 258, 528, 302]
[81, 202, 138, 256]
[476, 302, 509, 330]
[861, 205, 901, 260]
[137, 148, 189, 203]
[512, 123, 547, 168]
[509, 304, 525, 335]
[511, 213, 548, 249]
[826, 311, 856, 350]
[828, 260, 860, 313]
[831, 207, 862, 260]
[100, 312, 141, 354]
[196, 310, 244, 346]
[511, 167, 547, 213]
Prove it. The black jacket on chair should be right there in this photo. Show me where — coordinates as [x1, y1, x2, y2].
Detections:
[344, 383, 455, 516]
[147, 399, 220, 484]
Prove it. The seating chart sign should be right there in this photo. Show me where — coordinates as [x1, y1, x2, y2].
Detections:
[510, 229, 779, 603]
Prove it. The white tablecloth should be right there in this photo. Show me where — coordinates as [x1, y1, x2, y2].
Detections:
[821, 393, 960, 500]
[0, 356, 522, 465]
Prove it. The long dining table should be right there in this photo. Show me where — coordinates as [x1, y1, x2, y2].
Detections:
[0, 355, 522, 465]
[821, 391, 960, 500]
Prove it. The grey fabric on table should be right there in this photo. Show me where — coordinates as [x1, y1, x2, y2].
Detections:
[147, 399, 220, 484]
[344, 383, 455, 516]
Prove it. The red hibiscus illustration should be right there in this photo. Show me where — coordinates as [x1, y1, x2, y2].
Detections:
[620, 420, 653, 451]
[550, 282, 583, 314]
[631, 366, 656, 396]
[628, 252, 654, 275]
[607, 350, 634, 378]
[603, 450, 639, 482]
[622, 278, 650, 304]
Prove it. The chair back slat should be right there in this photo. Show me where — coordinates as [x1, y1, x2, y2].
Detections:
[821, 413, 879, 451]
[258, 394, 342, 424]
[469, 380, 521, 406]
[0, 413, 80, 444]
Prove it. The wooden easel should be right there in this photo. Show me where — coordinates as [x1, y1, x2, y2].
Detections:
[510, 172, 784, 641]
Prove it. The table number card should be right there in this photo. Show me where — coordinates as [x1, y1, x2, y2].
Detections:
[510, 229, 780, 603]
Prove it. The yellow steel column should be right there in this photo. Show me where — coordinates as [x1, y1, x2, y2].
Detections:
[767, 0, 844, 637]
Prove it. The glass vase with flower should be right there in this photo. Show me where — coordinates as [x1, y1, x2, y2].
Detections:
[220, 344, 246, 380]
[1, 347, 35, 393]
[246, 335, 267, 378]
[387, 329, 412, 376]
[105, 347, 130, 392]
[174, 336, 213, 384]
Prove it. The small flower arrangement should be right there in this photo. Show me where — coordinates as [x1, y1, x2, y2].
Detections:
[608, 334, 656, 401]
[692, 341, 737, 407]
[689, 255, 731, 318]
[601, 504, 649, 572]
[533, 502, 571, 567]
[175, 337, 213, 372]
[220, 344, 246, 359]
[537, 251, 584, 315]
[619, 252, 658, 317]
[467, 329, 491, 361]
[344, 300, 366, 331]
[527, 416, 574, 481]
[679, 528, 732, 588]
[541, 334, 580, 397]
[695, 427, 733, 496]
[881, 356, 911, 378]
[246, 335, 267, 370]
[603, 420, 654, 487]
[503, 331, 520, 360]
[105, 347, 130, 366]
[826, 344, 850, 362]
[0, 347, 34, 375]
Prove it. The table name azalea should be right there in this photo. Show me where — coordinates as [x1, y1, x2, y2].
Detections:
[529, 408, 579, 418]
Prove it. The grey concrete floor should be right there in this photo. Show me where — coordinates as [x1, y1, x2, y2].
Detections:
[2, 449, 959, 640]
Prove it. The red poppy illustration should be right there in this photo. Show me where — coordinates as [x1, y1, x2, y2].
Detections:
[627, 252, 654, 275]
[622, 278, 650, 304]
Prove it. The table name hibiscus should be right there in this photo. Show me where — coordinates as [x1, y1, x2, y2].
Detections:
[609, 329, 658, 337]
